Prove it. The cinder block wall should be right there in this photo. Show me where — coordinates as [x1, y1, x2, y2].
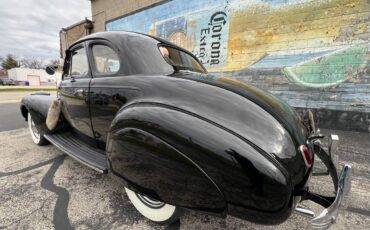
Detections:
[92, 0, 370, 132]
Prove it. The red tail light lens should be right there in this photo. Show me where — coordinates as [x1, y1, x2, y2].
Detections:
[299, 145, 312, 167]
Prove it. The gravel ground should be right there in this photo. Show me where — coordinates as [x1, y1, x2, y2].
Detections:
[0, 128, 369, 229]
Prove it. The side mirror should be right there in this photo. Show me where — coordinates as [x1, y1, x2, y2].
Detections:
[45, 65, 56, 75]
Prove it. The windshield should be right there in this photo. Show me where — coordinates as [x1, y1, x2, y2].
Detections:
[159, 46, 206, 73]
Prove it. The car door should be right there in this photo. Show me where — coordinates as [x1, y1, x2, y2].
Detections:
[59, 43, 94, 138]
[86, 41, 124, 143]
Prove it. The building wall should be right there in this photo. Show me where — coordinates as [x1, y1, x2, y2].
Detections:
[8, 68, 62, 86]
[91, 0, 164, 32]
[60, 20, 93, 58]
[93, 0, 370, 131]
[0, 70, 7, 79]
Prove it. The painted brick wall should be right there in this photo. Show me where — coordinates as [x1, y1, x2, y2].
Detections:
[93, 0, 370, 131]
[91, 0, 164, 32]
[60, 20, 93, 58]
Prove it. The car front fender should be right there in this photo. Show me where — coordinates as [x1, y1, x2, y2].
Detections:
[20, 93, 57, 134]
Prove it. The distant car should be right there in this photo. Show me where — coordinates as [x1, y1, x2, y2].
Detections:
[0, 78, 15, 86]
[20, 32, 351, 228]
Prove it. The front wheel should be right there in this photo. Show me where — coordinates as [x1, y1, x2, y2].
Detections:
[28, 113, 49, 146]
[124, 187, 181, 225]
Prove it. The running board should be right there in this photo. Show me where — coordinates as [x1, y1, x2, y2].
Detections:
[44, 132, 107, 173]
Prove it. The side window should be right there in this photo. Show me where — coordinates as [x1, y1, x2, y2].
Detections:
[92, 45, 120, 74]
[69, 47, 89, 77]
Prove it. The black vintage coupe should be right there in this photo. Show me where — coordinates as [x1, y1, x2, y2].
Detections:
[20, 32, 351, 229]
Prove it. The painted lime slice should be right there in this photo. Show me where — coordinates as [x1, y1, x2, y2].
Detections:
[283, 43, 368, 88]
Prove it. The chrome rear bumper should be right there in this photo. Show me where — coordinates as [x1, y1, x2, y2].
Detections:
[309, 164, 351, 229]
[295, 131, 352, 230]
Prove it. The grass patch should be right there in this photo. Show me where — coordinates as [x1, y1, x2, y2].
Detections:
[0, 87, 56, 92]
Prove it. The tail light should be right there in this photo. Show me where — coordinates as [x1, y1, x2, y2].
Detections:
[299, 145, 312, 168]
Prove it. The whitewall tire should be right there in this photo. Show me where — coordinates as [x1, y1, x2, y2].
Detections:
[124, 187, 181, 224]
[28, 112, 49, 146]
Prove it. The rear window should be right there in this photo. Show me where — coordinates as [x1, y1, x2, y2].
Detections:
[92, 45, 120, 74]
[159, 46, 205, 73]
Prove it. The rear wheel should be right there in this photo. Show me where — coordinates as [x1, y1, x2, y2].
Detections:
[124, 187, 181, 225]
[28, 113, 49, 146]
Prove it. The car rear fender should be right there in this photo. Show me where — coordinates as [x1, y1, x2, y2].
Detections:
[107, 104, 292, 222]
[107, 105, 226, 214]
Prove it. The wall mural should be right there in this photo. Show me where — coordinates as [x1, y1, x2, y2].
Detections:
[107, 0, 370, 131]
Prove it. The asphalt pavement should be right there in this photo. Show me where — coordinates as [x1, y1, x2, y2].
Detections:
[0, 105, 369, 229]
[0, 103, 27, 131]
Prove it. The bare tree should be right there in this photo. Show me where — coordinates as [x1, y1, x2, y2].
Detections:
[47, 58, 64, 71]
[20, 57, 45, 69]
[48, 59, 60, 67]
